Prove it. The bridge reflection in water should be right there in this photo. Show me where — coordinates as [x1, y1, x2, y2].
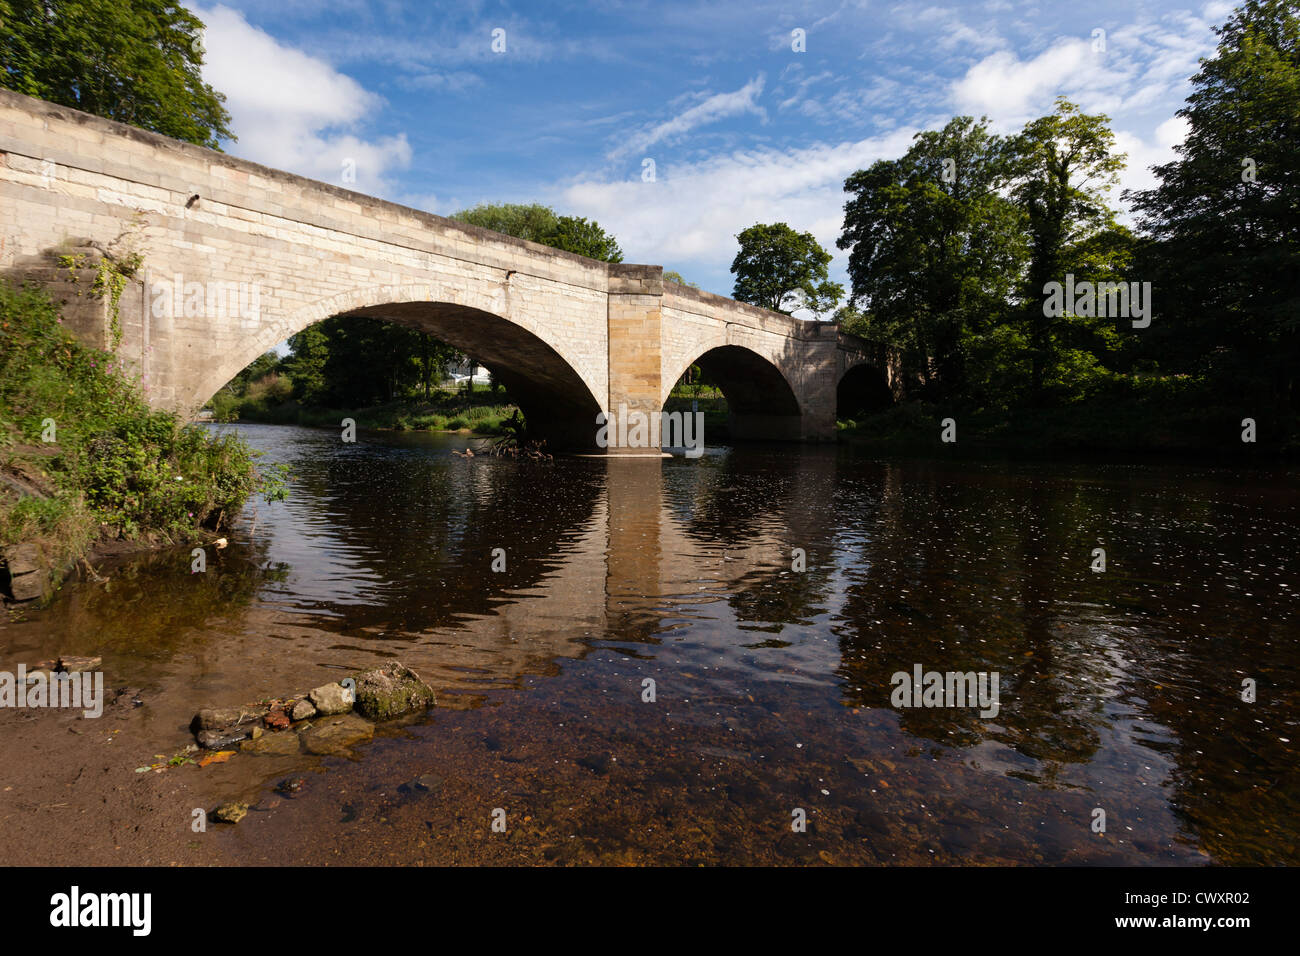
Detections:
[12, 424, 1298, 865]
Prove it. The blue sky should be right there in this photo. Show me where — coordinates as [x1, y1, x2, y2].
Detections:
[190, 0, 1234, 301]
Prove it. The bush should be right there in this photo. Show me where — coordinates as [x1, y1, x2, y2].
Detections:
[0, 280, 269, 573]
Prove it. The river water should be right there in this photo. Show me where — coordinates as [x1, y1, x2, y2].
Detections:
[9, 423, 1298, 864]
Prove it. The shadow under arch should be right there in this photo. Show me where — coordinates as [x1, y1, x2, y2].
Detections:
[837, 361, 893, 420]
[672, 344, 804, 442]
[194, 290, 605, 450]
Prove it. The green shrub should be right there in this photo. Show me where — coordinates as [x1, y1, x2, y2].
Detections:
[0, 279, 272, 574]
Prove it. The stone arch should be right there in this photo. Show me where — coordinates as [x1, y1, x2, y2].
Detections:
[664, 343, 805, 441]
[192, 284, 604, 448]
[836, 359, 894, 420]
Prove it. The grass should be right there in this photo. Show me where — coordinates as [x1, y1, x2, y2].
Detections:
[0, 280, 271, 587]
[214, 383, 520, 436]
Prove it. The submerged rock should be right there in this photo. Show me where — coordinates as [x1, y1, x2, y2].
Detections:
[352, 661, 435, 721]
[240, 730, 302, 756]
[300, 713, 374, 755]
[399, 773, 444, 794]
[197, 725, 255, 750]
[214, 802, 248, 824]
[308, 682, 354, 716]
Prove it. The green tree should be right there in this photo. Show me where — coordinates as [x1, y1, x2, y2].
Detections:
[548, 214, 623, 262]
[452, 203, 623, 262]
[1008, 98, 1126, 402]
[1127, 0, 1300, 407]
[284, 324, 328, 403]
[731, 222, 842, 315]
[663, 270, 699, 288]
[838, 116, 1026, 397]
[0, 0, 234, 148]
[228, 350, 281, 396]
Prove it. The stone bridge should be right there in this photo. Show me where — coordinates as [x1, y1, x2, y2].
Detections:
[0, 89, 894, 449]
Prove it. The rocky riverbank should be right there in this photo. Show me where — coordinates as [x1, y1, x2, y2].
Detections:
[184, 661, 437, 825]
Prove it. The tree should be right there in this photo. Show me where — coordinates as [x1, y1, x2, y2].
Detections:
[1008, 98, 1126, 402]
[731, 223, 842, 315]
[1127, 0, 1300, 406]
[0, 0, 234, 148]
[663, 270, 699, 288]
[838, 116, 1026, 397]
[452, 203, 561, 245]
[548, 214, 623, 262]
[283, 324, 328, 403]
[452, 203, 624, 263]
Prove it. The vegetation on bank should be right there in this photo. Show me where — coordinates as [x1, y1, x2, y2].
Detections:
[838, 395, 1296, 459]
[216, 380, 521, 436]
[0, 281, 279, 584]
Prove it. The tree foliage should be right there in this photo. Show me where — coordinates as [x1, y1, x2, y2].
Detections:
[0, 0, 234, 148]
[1127, 0, 1300, 405]
[839, 116, 1026, 397]
[731, 222, 843, 315]
[1009, 98, 1127, 401]
[452, 203, 623, 262]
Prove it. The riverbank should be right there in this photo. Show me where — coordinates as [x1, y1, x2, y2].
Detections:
[0, 281, 269, 604]
[211, 389, 519, 436]
[838, 400, 1300, 463]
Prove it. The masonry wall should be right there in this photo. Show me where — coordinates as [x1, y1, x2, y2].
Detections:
[0, 89, 857, 444]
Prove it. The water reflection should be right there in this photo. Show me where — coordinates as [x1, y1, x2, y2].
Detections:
[4, 424, 1296, 864]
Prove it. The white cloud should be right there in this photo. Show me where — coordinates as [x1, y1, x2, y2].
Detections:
[193, 3, 411, 195]
[1113, 114, 1189, 209]
[612, 76, 767, 159]
[558, 129, 920, 294]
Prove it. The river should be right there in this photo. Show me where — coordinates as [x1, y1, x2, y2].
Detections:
[3, 423, 1297, 865]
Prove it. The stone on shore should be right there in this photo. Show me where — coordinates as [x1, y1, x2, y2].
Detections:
[213, 802, 248, 824]
[300, 713, 374, 755]
[352, 661, 435, 721]
[290, 698, 316, 721]
[197, 725, 255, 750]
[308, 682, 354, 716]
[192, 706, 268, 732]
[3, 543, 49, 602]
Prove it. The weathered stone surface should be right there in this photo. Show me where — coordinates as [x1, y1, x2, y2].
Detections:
[290, 699, 316, 721]
[300, 714, 374, 755]
[213, 802, 248, 824]
[241, 730, 302, 756]
[192, 706, 267, 732]
[3, 543, 42, 576]
[308, 682, 354, 716]
[4, 544, 48, 602]
[197, 726, 254, 750]
[352, 661, 435, 721]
